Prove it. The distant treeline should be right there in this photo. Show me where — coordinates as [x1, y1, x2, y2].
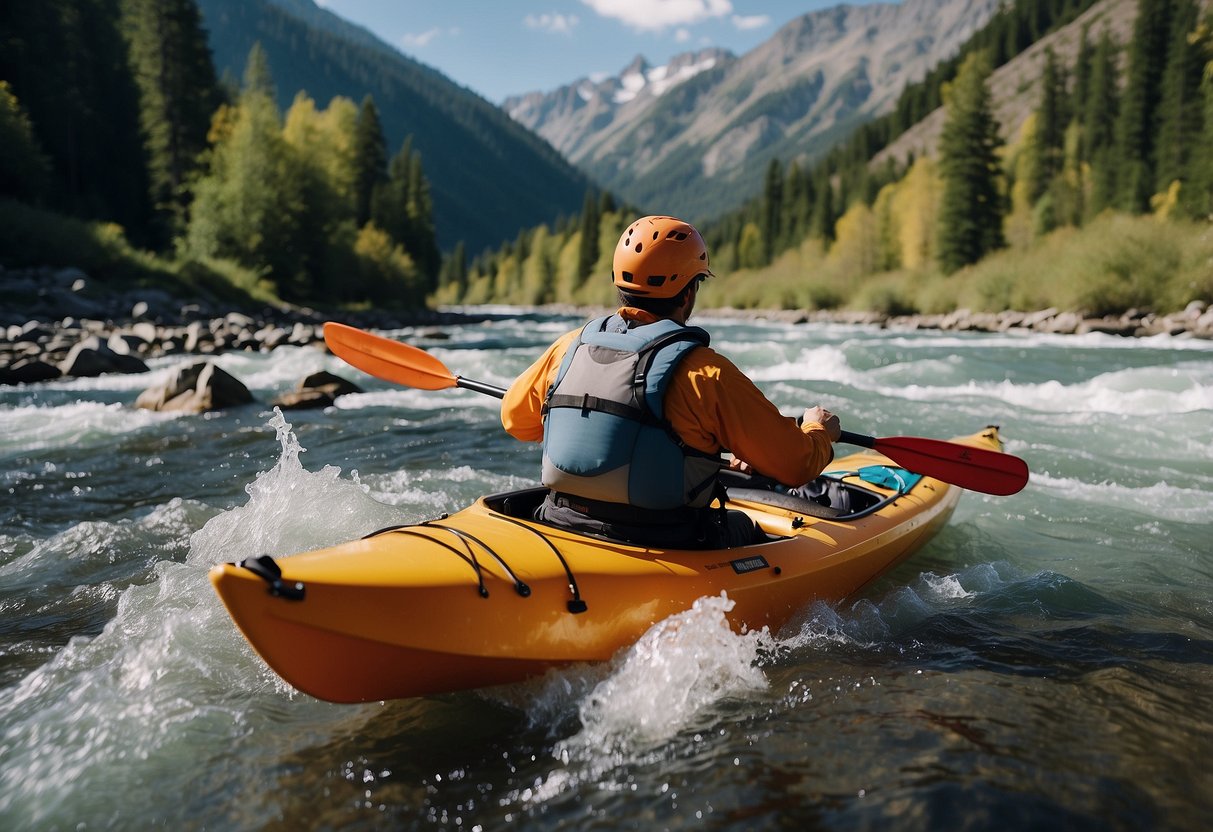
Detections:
[1, 0, 439, 309]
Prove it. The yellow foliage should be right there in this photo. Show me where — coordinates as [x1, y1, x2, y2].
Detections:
[353, 223, 418, 302]
[283, 93, 359, 207]
[827, 202, 878, 278]
[206, 103, 238, 145]
[1150, 180, 1183, 219]
[890, 157, 941, 270]
[1004, 114, 1037, 249]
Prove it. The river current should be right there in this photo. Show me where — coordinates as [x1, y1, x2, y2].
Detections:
[1, 309, 1210, 830]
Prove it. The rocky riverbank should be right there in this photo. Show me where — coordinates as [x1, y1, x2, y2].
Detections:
[0, 266, 488, 391]
[709, 302, 1213, 338]
[4, 265, 1210, 395]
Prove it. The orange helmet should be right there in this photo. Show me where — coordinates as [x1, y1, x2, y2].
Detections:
[612, 215, 712, 299]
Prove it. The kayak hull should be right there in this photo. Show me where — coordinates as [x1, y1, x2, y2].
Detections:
[210, 428, 1005, 702]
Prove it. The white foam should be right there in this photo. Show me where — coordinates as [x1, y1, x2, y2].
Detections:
[568, 593, 771, 752]
[0, 401, 184, 456]
[1029, 470, 1212, 524]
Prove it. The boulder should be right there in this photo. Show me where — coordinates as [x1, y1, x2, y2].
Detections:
[135, 361, 254, 413]
[270, 370, 363, 410]
[59, 337, 149, 377]
[0, 357, 63, 385]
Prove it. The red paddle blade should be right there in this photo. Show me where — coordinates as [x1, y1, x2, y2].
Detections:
[871, 435, 1029, 496]
[323, 322, 457, 391]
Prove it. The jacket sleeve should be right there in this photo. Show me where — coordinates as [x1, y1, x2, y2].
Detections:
[664, 346, 835, 487]
[500, 329, 580, 442]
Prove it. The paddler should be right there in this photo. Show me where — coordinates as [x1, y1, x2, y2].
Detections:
[501, 215, 841, 548]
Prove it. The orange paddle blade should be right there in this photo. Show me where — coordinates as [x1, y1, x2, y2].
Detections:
[323, 322, 457, 390]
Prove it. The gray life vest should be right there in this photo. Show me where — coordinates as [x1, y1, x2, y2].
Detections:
[540, 314, 722, 511]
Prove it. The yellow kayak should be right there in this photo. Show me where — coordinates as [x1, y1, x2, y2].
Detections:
[210, 427, 1006, 703]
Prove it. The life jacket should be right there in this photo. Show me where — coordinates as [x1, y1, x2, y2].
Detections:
[540, 314, 722, 512]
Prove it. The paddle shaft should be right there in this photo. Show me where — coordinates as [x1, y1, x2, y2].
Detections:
[457, 377, 506, 399]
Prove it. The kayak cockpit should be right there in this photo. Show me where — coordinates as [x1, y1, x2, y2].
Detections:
[481, 471, 897, 529]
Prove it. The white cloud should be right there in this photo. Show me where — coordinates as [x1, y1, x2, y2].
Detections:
[402, 26, 460, 49]
[525, 12, 580, 34]
[402, 28, 442, 48]
[731, 13, 769, 31]
[674, 27, 691, 42]
[581, 0, 733, 32]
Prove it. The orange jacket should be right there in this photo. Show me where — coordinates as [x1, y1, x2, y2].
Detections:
[500, 308, 835, 487]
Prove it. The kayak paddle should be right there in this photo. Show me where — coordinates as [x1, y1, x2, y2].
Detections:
[323, 322, 1029, 496]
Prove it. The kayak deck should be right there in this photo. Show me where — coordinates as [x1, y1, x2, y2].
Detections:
[210, 427, 1006, 702]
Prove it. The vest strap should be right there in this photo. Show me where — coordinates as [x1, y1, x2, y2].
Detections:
[544, 393, 647, 422]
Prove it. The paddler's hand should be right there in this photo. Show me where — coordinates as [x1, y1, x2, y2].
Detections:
[727, 457, 753, 475]
[802, 406, 841, 442]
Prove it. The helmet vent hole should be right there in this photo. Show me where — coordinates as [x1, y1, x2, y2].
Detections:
[647, 275, 666, 287]
[634, 243, 643, 253]
[669, 231, 688, 240]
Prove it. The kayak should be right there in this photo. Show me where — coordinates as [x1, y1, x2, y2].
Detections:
[210, 426, 1007, 703]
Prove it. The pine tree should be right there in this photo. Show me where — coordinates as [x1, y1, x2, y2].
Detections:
[1154, 0, 1205, 195]
[440, 240, 468, 298]
[1072, 24, 1093, 122]
[1031, 47, 1067, 202]
[242, 42, 275, 99]
[762, 158, 783, 262]
[809, 170, 835, 243]
[120, 0, 222, 242]
[0, 82, 52, 201]
[1084, 30, 1120, 215]
[576, 190, 600, 280]
[371, 138, 440, 289]
[937, 51, 1005, 274]
[352, 95, 387, 228]
[1113, 0, 1175, 212]
[186, 47, 308, 296]
[1179, 18, 1213, 217]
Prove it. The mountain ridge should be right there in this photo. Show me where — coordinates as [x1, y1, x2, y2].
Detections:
[505, 0, 1002, 222]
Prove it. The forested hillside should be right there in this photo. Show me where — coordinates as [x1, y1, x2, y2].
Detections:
[194, 0, 592, 253]
[437, 0, 1213, 319]
[1, 0, 468, 310]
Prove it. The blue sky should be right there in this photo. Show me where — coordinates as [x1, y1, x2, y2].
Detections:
[315, 0, 883, 104]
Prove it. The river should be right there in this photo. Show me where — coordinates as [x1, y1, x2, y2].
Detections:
[2, 309, 1211, 830]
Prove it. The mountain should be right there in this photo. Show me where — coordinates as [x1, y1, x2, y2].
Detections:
[505, 0, 1002, 222]
[194, 0, 593, 252]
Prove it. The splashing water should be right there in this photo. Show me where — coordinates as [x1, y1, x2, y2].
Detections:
[0, 410, 406, 828]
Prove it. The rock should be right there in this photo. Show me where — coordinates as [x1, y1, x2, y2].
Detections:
[58, 337, 149, 377]
[131, 300, 149, 319]
[0, 358, 63, 385]
[270, 389, 337, 410]
[270, 370, 363, 410]
[135, 361, 254, 413]
[1077, 318, 1136, 337]
[130, 321, 158, 344]
[1023, 308, 1060, 329]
